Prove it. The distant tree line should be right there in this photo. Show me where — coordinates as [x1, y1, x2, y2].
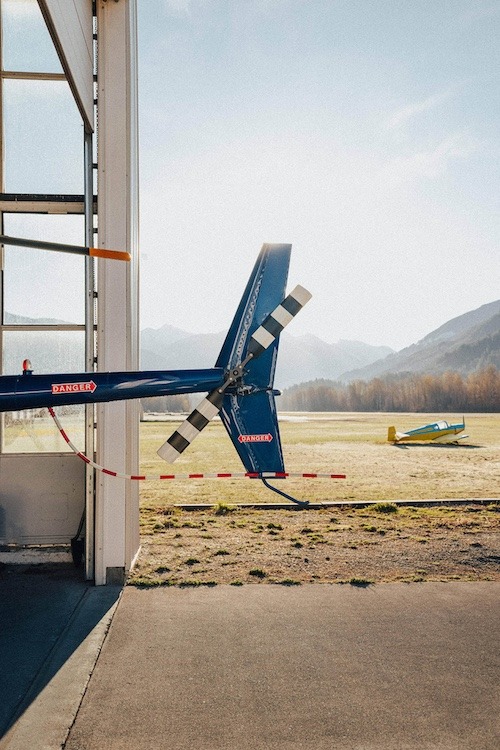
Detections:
[280, 366, 500, 412]
[141, 394, 191, 415]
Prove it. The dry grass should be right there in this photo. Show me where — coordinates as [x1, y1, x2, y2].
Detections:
[129, 412, 500, 587]
[139, 412, 500, 506]
[129, 503, 500, 587]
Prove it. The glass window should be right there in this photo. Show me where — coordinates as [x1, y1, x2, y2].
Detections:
[3, 78, 83, 193]
[0, 0, 88, 455]
[3, 404, 85, 453]
[2, 330, 86, 453]
[1, 0, 63, 73]
[2, 329, 85, 375]
[3, 214, 85, 324]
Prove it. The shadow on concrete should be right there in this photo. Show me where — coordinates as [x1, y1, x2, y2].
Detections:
[0, 562, 120, 741]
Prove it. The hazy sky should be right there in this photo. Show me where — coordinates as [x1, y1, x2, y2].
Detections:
[138, 0, 500, 351]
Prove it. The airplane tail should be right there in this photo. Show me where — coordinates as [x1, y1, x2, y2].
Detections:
[388, 426, 397, 442]
[216, 244, 291, 474]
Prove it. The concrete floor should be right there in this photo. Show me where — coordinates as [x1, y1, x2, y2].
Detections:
[0, 562, 120, 749]
[1, 569, 500, 750]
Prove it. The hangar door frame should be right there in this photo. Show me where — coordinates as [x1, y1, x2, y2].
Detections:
[0, 0, 94, 560]
[0, 0, 140, 585]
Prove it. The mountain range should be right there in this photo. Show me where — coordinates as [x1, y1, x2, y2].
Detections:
[141, 298, 500, 388]
[339, 299, 500, 383]
[5, 299, 499, 388]
[140, 326, 392, 389]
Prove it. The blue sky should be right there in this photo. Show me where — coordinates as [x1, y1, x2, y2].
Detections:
[139, 0, 500, 350]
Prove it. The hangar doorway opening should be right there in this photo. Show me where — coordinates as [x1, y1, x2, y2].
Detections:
[0, 0, 140, 585]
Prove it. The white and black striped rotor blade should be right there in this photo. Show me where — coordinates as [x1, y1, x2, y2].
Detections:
[157, 388, 224, 463]
[157, 285, 311, 463]
[247, 285, 312, 358]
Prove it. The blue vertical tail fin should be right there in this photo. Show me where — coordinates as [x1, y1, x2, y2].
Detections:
[216, 244, 291, 474]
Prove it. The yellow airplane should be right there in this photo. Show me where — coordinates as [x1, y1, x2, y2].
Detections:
[388, 418, 468, 444]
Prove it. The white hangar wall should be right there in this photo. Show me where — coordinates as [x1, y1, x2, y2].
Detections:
[94, 0, 140, 585]
[42, 0, 141, 584]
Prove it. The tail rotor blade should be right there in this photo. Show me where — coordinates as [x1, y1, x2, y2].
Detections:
[157, 388, 224, 463]
[247, 285, 312, 358]
[157, 284, 311, 463]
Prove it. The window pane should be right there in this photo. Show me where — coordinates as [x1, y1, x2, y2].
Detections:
[2, 405, 85, 453]
[2, 330, 86, 453]
[3, 214, 85, 324]
[2, 329, 85, 375]
[3, 78, 83, 193]
[1, 0, 63, 73]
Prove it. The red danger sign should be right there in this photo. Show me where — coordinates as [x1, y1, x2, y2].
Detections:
[238, 433, 273, 443]
[52, 380, 97, 395]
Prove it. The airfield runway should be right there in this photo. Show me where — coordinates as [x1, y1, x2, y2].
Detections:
[8, 579, 495, 750]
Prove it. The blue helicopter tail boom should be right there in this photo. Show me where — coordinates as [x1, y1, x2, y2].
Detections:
[0, 242, 309, 484]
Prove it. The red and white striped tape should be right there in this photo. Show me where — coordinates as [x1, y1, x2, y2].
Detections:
[48, 407, 346, 482]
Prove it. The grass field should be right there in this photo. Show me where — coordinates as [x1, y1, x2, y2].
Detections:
[5, 408, 500, 585]
[129, 412, 500, 586]
[139, 412, 500, 508]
